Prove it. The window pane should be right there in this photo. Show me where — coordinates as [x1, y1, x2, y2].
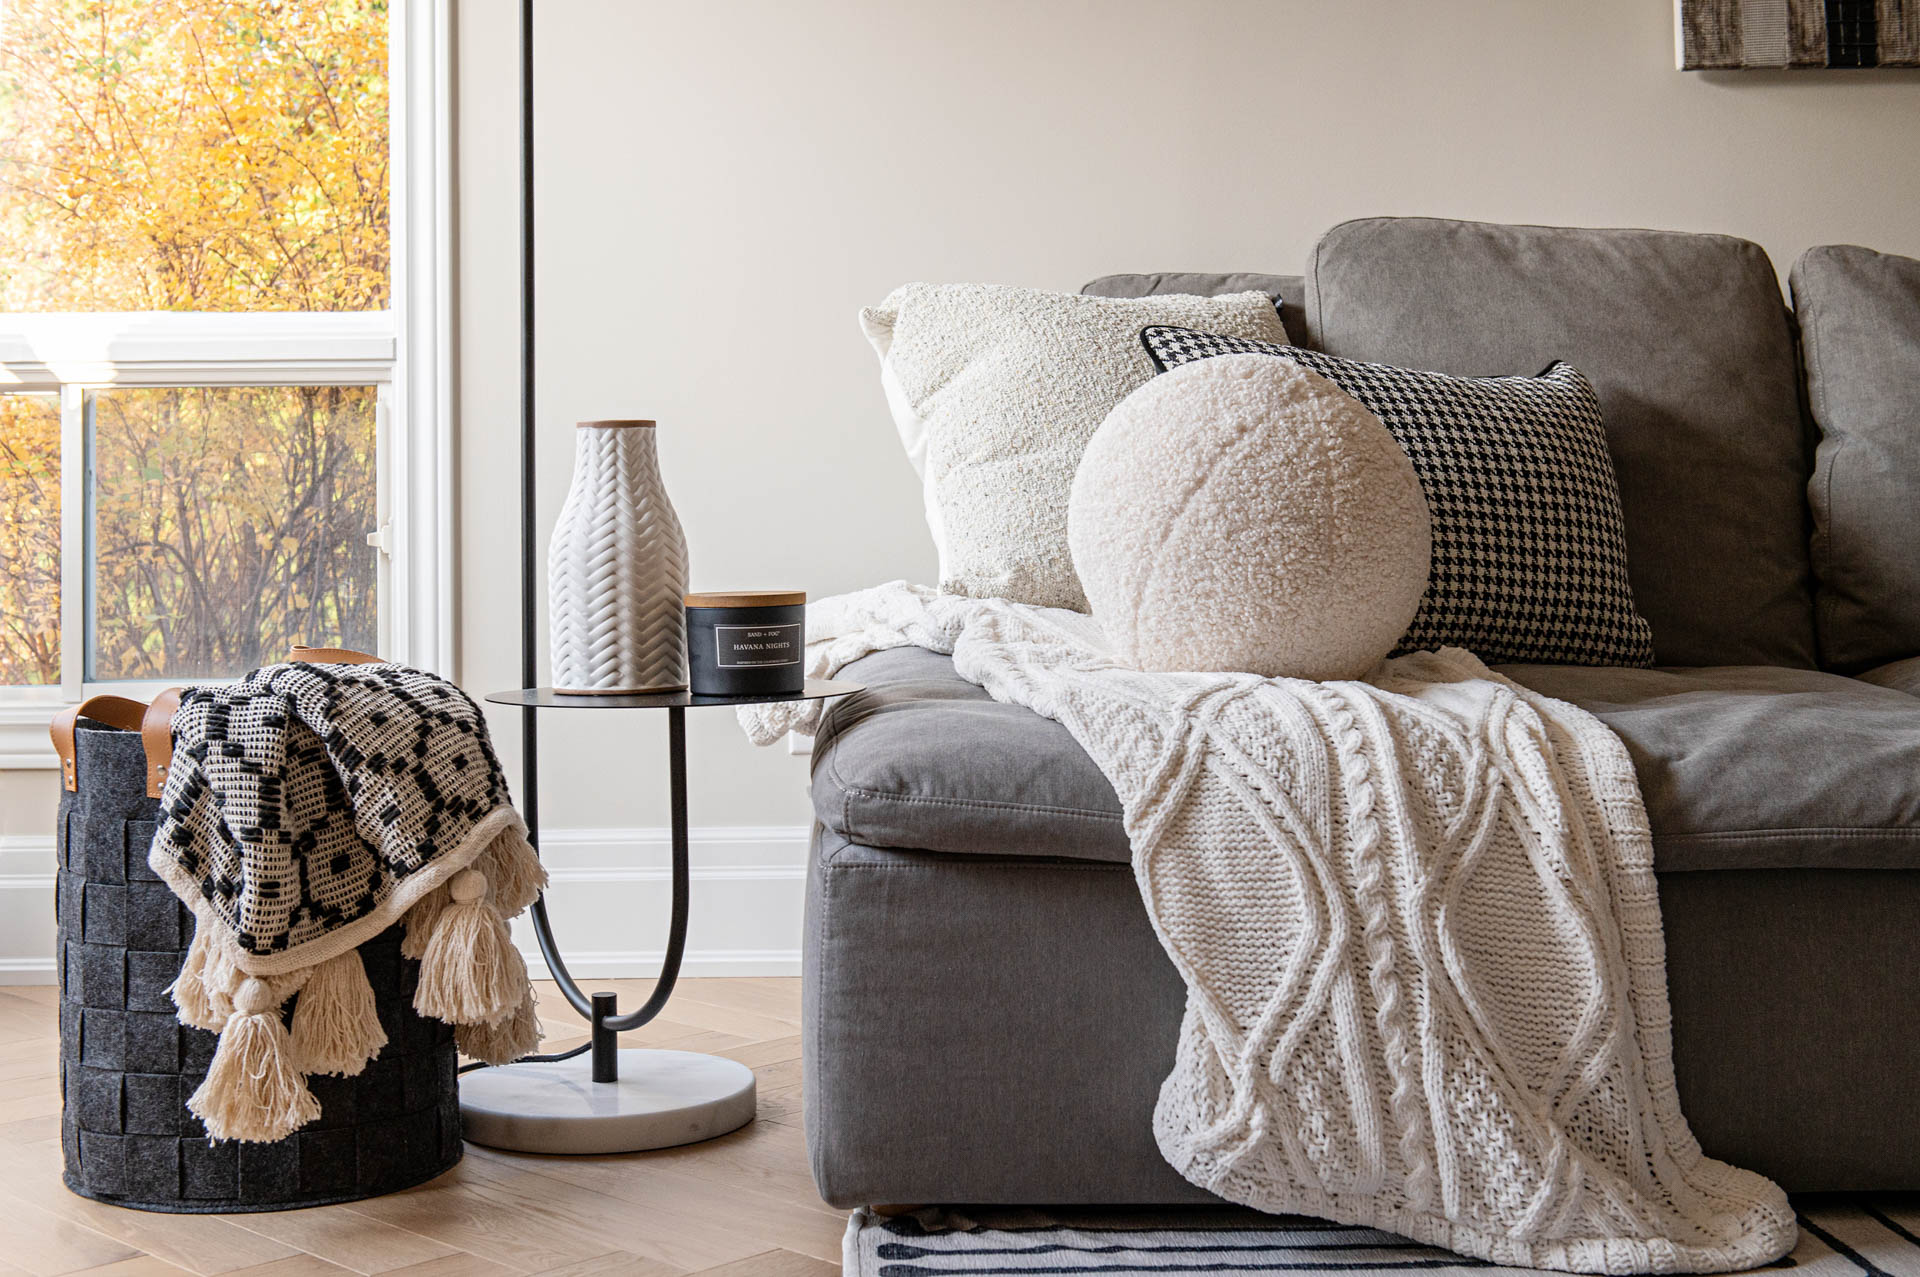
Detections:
[0, 392, 62, 685]
[0, 1, 389, 312]
[87, 386, 378, 680]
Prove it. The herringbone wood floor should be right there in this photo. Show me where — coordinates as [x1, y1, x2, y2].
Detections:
[0, 979, 844, 1277]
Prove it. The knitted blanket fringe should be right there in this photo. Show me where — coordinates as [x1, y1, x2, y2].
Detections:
[742, 583, 1796, 1275]
[149, 661, 548, 1144]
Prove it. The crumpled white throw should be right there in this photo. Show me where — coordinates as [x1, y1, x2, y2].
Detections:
[744, 582, 1794, 1275]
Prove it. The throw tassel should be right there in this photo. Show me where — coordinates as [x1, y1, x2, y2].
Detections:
[478, 828, 547, 915]
[188, 976, 321, 1143]
[455, 986, 542, 1065]
[401, 883, 451, 960]
[168, 923, 225, 1032]
[290, 949, 388, 1077]
[201, 924, 241, 1026]
[413, 868, 526, 1025]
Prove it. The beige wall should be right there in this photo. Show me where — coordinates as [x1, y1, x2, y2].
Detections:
[443, 0, 1918, 833]
[4, 0, 1914, 974]
[0, 773, 54, 835]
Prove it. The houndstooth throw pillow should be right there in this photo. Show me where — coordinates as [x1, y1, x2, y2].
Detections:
[1142, 327, 1654, 667]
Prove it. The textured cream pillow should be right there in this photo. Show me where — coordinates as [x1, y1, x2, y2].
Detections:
[861, 283, 1291, 610]
[1069, 354, 1431, 680]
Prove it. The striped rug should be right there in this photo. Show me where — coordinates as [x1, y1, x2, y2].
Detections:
[845, 1199, 1920, 1277]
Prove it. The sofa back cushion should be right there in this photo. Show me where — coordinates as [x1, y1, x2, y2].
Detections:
[1082, 272, 1309, 346]
[1790, 245, 1920, 673]
[1305, 217, 1816, 669]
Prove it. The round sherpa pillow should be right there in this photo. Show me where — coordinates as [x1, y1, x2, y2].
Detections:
[1067, 352, 1431, 681]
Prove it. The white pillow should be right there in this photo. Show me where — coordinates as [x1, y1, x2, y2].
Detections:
[860, 283, 1291, 610]
[1069, 354, 1431, 681]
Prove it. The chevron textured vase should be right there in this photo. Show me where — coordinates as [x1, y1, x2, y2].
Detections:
[548, 420, 690, 693]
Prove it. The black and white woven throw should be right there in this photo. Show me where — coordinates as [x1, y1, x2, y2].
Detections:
[847, 1199, 1920, 1277]
[1141, 327, 1655, 668]
[149, 659, 547, 1144]
[156, 661, 516, 966]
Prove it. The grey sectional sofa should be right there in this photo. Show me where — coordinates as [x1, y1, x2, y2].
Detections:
[803, 218, 1920, 1206]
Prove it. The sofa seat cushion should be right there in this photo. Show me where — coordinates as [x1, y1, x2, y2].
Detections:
[812, 646, 1127, 862]
[1859, 655, 1920, 697]
[815, 648, 1920, 872]
[1497, 663, 1920, 870]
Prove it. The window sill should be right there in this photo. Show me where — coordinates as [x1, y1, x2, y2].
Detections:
[0, 311, 396, 388]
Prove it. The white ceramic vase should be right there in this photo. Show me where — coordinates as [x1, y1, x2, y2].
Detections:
[548, 420, 689, 693]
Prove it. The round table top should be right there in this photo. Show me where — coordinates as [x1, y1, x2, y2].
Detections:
[483, 677, 862, 711]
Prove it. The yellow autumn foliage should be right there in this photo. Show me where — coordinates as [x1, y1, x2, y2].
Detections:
[87, 384, 378, 681]
[0, 0, 387, 684]
[0, 395, 62, 684]
[0, 0, 389, 311]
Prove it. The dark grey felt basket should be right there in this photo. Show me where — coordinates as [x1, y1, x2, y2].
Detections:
[57, 716, 463, 1212]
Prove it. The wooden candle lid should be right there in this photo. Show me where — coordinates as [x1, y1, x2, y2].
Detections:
[577, 419, 656, 429]
[684, 590, 805, 608]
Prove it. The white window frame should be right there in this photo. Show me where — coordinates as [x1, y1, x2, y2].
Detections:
[0, 0, 451, 769]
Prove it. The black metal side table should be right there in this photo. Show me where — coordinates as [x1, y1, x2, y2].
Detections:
[459, 678, 859, 1154]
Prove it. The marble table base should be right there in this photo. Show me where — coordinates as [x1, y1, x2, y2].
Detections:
[459, 1049, 757, 1154]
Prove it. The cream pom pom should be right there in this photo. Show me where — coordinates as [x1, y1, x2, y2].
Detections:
[1068, 353, 1430, 681]
[187, 976, 320, 1142]
[413, 868, 526, 1026]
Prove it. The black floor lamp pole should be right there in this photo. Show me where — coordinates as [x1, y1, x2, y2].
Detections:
[518, 0, 538, 863]
[460, 2, 810, 1144]
[514, 0, 688, 1044]
[517, 0, 592, 1014]
[518, 0, 599, 1025]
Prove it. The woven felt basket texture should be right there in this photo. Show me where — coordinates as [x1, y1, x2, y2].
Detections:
[56, 718, 463, 1213]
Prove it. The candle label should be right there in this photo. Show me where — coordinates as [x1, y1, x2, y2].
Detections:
[714, 623, 803, 668]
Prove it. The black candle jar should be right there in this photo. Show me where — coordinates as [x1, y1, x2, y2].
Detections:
[685, 591, 806, 696]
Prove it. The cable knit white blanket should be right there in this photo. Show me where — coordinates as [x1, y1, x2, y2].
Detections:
[742, 583, 1794, 1274]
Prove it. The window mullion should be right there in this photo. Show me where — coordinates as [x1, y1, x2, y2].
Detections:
[375, 386, 396, 662]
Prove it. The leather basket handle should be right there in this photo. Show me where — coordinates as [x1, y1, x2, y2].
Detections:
[141, 688, 183, 799]
[54, 647, 383, 797]
[50, 695, 148, 793]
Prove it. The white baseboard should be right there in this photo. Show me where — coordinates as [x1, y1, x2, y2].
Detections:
[513, 825, 809, 980]
[0, 826, 812, 986]
[0, 834, 58, 984]
[520, 949, 802, 979]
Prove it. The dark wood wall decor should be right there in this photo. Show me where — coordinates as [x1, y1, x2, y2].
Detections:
[1678, 0, 1919, 67]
